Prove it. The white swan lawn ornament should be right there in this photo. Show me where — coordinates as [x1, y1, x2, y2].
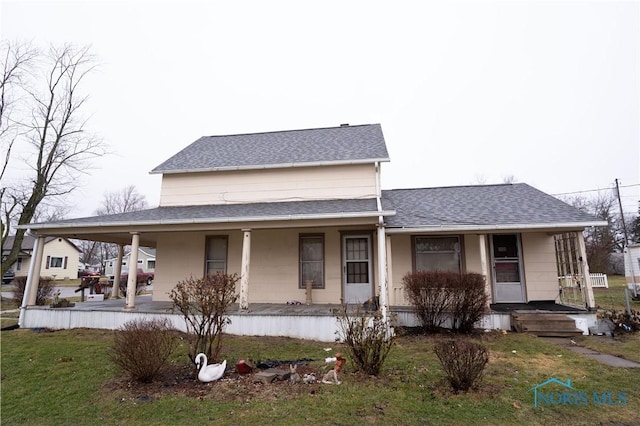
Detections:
[194, 353, 227, 382]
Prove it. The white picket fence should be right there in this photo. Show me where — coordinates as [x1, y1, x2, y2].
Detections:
[558, 273, 609, 289]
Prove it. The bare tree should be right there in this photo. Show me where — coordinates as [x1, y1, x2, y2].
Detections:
[78, 185, 149, 271]
[0, 40, 37, 180]
[562, 191, 619, 273]
[96, 185, 148, 215]
[631, 203, 640, 244]
[1, 42, 105, 273]
[501, 174, 518, 184]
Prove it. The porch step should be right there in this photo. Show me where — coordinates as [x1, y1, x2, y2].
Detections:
[511, 312, 584, 337]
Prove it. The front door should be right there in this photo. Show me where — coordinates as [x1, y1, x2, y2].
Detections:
[343, 235, 373, 304]
[491, 234, 525, 303]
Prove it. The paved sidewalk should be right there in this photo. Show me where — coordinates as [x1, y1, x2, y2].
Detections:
[543, 337, 640, 368]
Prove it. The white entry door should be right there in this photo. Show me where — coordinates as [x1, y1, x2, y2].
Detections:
[491, 234, 525, 303]
[343, 235, 373, 304]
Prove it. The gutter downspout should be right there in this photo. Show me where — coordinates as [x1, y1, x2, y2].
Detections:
[375, 162, 389, 327]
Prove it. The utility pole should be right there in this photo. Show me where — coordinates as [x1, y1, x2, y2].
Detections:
[615, 179, 637, 310]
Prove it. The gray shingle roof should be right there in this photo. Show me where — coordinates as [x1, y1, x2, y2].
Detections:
[26, 198, 385, 228]
[381, 183, 602, 229]
[151, 124, 389, 174]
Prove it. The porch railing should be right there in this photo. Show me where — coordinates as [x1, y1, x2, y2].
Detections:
[558, 273, 609, 289]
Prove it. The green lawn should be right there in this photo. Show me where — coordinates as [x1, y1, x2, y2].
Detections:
[1, 329, 639, 425]
[593, 275, 638, 312]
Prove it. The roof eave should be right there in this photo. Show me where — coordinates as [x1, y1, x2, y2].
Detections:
[150, 157, 391, 175]
[385, 220, 608, 234]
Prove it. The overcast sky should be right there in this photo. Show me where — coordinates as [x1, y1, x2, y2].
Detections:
[1, 0, 638, 218]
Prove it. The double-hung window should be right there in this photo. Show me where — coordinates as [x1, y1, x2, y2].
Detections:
[414, 236, 462, 272]
[48, 256, 63, 268]
[299, 235, 324, 289]
[206, 236, 228, 275]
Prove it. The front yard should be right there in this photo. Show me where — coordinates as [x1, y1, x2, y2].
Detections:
[1, 328, 639, 425]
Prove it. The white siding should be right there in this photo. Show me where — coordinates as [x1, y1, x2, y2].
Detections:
[152, 227, 361, 303]
[521, 233, 559, 301]
[159, 164, 377, 206]
[624, 245, 640, 283]
[41, 238, 80, 280]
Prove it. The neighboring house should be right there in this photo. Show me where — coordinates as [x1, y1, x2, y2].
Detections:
[18, 124, 605, 330]
[2, 235, 81, 280]
[624, 243, 640, 296]
[104, 247, 156, 278]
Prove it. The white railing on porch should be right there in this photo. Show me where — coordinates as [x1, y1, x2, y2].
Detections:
[558, 273, 609, 289]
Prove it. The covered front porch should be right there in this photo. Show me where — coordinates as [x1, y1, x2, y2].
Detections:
[17, 292, 597, 342]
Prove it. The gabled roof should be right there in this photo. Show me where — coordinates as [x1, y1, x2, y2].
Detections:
[151, 124, 390, 174]
[104, 247, 156, 263]
[2, 235, 81, 254]
[381, 183, 606, 232]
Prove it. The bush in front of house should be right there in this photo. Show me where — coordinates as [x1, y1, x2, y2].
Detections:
[169, 273, 239, 364]
[336, 304, 395, 376]
[448, 272, 489, 333]
[12, 276, 55, 306]
[109, 318, 179, 383]
[402, 270, 457, 332]
[434, 338, 489, 393]
[402, 271, 489, 333]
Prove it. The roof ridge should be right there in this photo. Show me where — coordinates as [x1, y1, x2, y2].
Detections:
[201, 123, 379, 139]
[383, 183, 523, 192]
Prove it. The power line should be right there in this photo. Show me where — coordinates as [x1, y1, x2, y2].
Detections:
[551, 183, 640, 197]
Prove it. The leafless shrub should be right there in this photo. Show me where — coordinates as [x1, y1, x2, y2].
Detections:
[402, 271, 488, 333]
[109, 318, 179, 383]
[449, 273, 489, 333]
[434, 338, 488, 393]
[336, 304, 395, 376]
[402, 271, 457, 332]
[12, 276, 55, 305]
[169, 273, 239, 364]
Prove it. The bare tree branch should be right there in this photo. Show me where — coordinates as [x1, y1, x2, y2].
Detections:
[1, 42, 106, 273]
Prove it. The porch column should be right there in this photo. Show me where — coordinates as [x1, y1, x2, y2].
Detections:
[385, 234, 394, 305]
[19, 234, 44, 327]
[112, 244, 124, 299]
[25, 235, 46, 306]
[239, 229, 251, 311]
[125, 233, 140, 310]
[478, 234, 492, 303]
[377, 224, 389, 323]
[576, 231, 596, 309]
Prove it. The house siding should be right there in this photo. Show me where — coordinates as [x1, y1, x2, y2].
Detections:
[158, 164, 378, 206]
[152, 226, 377, 303]
[40, 238, 80, 280]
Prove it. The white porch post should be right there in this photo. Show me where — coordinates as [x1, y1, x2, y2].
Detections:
[19, 234, 44, 326]
[385, 234, 394, 305]
[112, 244, 124, 299]
[239, 229, 251, 311]
[377, 224, 389, 323]
[25, 235, 46, 306]
[478, 234, 492, 303]
[576, 231, 596, 309]
[125, 233, 140, 310]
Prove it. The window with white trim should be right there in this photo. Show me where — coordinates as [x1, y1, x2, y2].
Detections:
[49, 256, 63, 268]
[414, 236, 461, 272]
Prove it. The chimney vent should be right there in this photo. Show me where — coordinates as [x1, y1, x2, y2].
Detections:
[340, 123, 349, 127]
